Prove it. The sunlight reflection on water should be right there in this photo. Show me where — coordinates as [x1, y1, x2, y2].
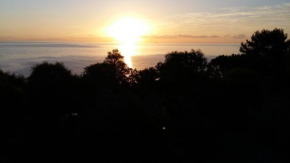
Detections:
[0, 42, 240, 76]
[118, 42, 138, 68]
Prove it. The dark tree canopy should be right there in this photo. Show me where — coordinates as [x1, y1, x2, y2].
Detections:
[155, 49, 209, 95]
[134, 67, 158, 90]
[0, 70, 26, 111]
[161, 49, 207, 73]
[28, 62, 75, 116]
[28, 62, 73, 85]
[240, 28, 290, 57]
[208, 54, 246, 78]
[0, 70, 25, 95]
[83, 49, 130, 87]
[157, 49, 207, 79]
[209, 29, 290, 85]
[240, 28, 290, 74]
[104, 49, 124, 65]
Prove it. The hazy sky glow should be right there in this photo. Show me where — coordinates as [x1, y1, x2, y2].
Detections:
[1, 0, 290, 43]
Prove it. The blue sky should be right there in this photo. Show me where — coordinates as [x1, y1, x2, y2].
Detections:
[1, 0, 290, 42]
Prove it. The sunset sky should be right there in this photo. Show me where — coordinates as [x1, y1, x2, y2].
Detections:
[1, 0, 290, 43]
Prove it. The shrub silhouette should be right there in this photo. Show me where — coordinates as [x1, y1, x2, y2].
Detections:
[0, 70, 26, 99]
[0, 70, 26, 115]
[0, 70, 27, 162]
[28, 62, 75, 117]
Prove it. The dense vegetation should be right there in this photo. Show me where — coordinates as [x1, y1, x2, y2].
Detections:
[1, 28, 290, 163]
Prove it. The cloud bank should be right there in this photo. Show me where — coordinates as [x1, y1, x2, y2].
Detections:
[142, 34, 246, 39]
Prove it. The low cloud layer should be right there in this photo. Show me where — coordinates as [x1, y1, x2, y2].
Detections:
[143, 34, 246, 39]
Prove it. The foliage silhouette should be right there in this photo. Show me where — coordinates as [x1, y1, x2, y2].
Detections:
[156, 49, 208, 95]
[240, 28, 290, 59]
[83, 49, 130, 87]
[240, 28, 290, 85]
[208, 54, 247, 78]
[1, 28, 290, 163]
[0, 70, 27, 163]
[134, 67, 158, 91]
[28, 62, 76, 117]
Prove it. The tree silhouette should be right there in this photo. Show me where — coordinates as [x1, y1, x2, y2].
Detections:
[134, 67, 158, 90]
[208, 54, 247, 79]
[28, 62, 75, 117]
[83, 49, 130, 87]
[240, 28, 290, 79]
[0, 70, 27, 119]
[105, 49, 124, 64]
[29, 62, 73, 85]
[156, 49, 208, 94]
[160, 49, 207, 73]
[240, 28, 290, 58]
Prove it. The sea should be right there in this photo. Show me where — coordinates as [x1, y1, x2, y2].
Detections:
[0, 42, 240, 77]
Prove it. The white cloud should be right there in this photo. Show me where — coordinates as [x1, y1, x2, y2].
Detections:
[154, 3, 290, 37]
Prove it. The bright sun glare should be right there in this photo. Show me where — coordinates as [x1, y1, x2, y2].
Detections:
[105, 17, 151, 68]
[106, 17, 150, 43]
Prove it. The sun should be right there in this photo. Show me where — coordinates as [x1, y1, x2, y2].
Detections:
[105, 17, 150, 43]
[105, 17, 151, 68]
